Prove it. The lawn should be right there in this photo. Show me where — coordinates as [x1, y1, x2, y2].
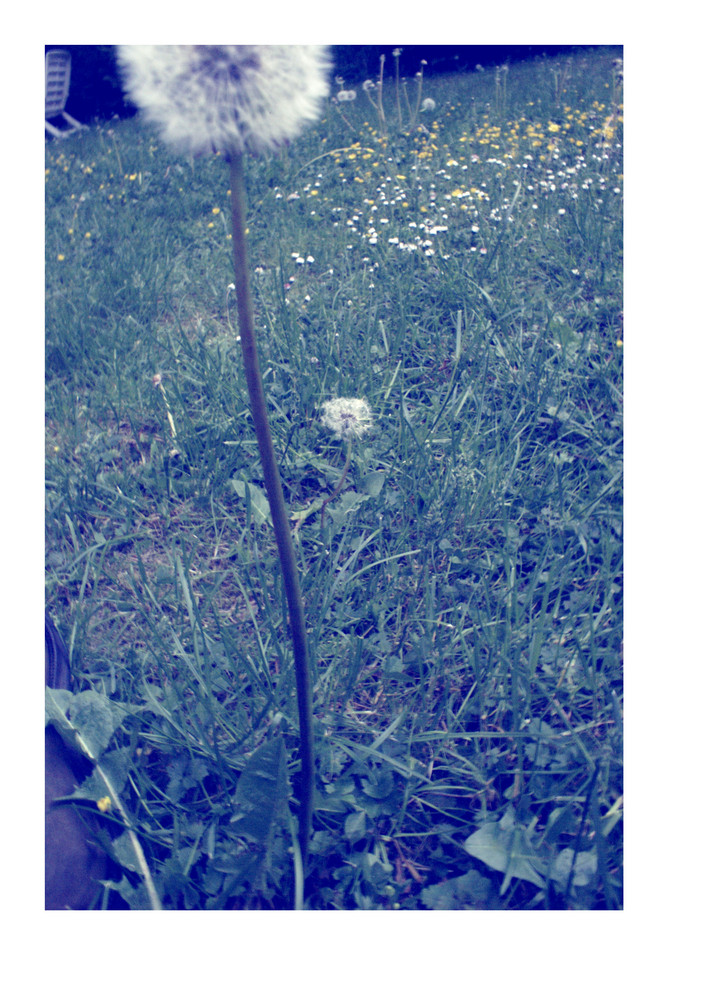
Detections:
[45, 46, 623, 909]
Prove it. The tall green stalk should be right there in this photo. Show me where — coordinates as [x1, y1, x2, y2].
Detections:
[228, 152, 314, 869]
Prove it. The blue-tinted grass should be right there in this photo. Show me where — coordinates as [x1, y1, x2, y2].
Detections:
[45, 47, 622, 909]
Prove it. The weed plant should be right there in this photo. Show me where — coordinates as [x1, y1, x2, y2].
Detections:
[45, 48, 623, 909]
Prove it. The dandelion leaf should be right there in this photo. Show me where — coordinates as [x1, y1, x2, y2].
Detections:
[550, 847, 598, 892]
[362, 471, 386, 497]
[422, 869, 496, 910]
[68, 747, 133, 803]
[231, 478, 271, 527]
[45, 687, 127, 762]
[464, 806, 546, 893]
[231, 736, 288, 843]
[327, 490, 370, 528]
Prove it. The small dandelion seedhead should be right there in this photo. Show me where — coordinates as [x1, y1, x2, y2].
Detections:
[421, 97, 436, 112]
[321, 397, 373, 441]
[116, 45, 331, 156]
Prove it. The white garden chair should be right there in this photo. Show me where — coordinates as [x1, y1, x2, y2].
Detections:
[45, 49, 86, 138]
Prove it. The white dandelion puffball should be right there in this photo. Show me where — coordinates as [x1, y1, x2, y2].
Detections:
[421, 97, 436, 112]
[116, 45, 331, 156]
[321, 398, 373, 441]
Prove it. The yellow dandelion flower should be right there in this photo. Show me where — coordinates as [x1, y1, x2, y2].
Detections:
[97, 796, 112, 813]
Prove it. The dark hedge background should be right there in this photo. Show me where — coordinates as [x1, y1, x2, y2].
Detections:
[45, 44, 602, 124]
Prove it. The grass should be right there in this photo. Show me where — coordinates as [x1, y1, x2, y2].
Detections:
[45, 47, 623, 910]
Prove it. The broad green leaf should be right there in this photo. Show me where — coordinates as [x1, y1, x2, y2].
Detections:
[71, 747, 133, 803]
[361, 767, 394, 800]
[362, 471, 386, 497]
[231, 478, 271, 527]
[231, 736, 288, 843]
[550, 848, 598, 892]
[327, 490, 370, 528]
[422, 869, 495, 910]
[45, 687, 127, 762]
[166, 756, 210, 804]
[111, 830, 147, 875]
[464, 807, 546, 892]
[344, 809, 368, 842]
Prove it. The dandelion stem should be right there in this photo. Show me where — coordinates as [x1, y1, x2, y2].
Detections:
[228, 152, 315, 869]
[410, 62, 426, 131]
[401, 79, 412, 125]
[319, 440, 353, 529]
[394, 50, 402, 130]
[377, 54, 387, 136]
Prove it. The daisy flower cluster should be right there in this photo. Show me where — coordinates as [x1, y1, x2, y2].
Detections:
[265, 95, 622, 270]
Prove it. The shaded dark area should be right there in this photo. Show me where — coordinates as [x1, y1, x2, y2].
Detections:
[45, 44, 619, 125]
[45, 613, 127, 909]
[331, 44, 610, 81]
[45, 45, 125, 121]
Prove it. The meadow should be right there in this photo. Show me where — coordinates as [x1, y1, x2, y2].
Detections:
[45, 47, 623, 909]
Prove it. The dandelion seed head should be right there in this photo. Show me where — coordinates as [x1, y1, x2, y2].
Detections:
[320, 397, 373, 441]
[117, 45, 331, 156]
